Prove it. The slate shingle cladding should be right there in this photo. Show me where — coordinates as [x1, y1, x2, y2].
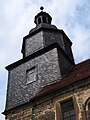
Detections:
[31, 59, 90, 100]
[6, 44, 74, 111]
[22, 24, 74, 62]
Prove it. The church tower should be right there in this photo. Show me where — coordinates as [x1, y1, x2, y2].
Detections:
[4, 7, 86, 120]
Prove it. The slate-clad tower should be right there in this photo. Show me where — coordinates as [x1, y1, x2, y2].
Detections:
[3, 8, 78, 119]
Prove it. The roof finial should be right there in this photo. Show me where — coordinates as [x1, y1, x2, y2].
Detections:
[40, 6, 44, 11]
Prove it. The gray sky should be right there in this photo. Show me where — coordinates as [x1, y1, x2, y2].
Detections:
[0, 0, 90, 119]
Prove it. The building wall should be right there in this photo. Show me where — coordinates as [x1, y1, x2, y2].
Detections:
[6, 106, 32, 120]
[32, 100, 55, 120]
[6, 48, 61, 111]
[6, 78, 90, 120]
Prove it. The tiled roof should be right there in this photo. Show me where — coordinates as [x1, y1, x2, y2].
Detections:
[6, 42, 74, 70]
[31, 59, 90, 100]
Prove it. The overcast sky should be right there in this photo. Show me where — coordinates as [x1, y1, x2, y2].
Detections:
[0, 0, 90, 119]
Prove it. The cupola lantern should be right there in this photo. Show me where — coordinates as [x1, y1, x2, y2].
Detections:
[34, 6, 52, 26]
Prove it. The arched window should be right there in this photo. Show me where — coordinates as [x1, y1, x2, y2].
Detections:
[38, 17, 41, 24]
[88, 102, 90, 110]
[85, 98, 90, 120]
[43, 16, 46, 23]
[87, 102, 90, 120]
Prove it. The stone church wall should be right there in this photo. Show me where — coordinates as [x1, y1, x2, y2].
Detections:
[6, 78, 90, 120]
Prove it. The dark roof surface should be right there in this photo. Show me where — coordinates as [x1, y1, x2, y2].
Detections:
[22, 27, 72, 56]
[31, 59, 90, 100]
[6, 42, 73, 70]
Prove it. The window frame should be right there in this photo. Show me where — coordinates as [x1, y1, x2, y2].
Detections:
[60, 98, 76, 120]
[55, 96, 78, 120]
[85, 98, 90, 120]
[26, 66, 37, 84]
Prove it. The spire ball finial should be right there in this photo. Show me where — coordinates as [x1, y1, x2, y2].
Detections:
[40, 6, 44, 11]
